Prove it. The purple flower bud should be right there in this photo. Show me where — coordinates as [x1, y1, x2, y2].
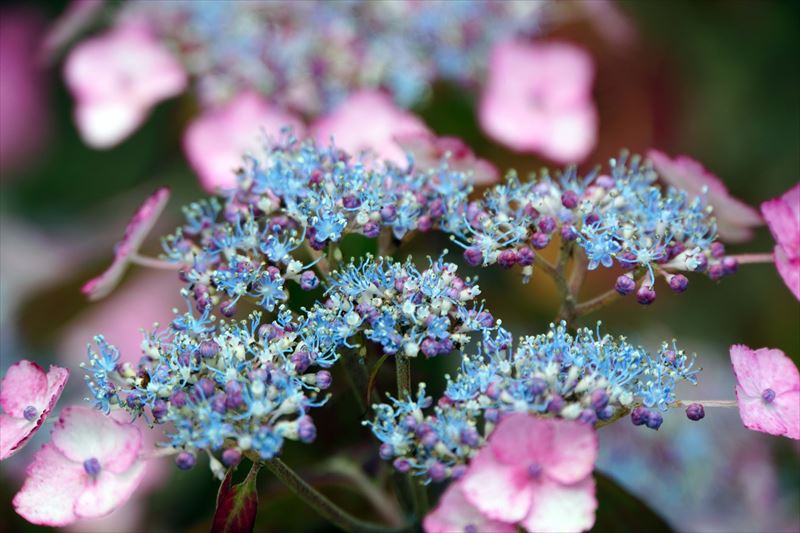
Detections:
[645, 410, 663, 430]
[484, 408, 500, 423]
[630, 406, 649, 426]
[176, 451, 196, 470]
[417, 215, 432, 232]
[669, 242, 685, 259]
[693, 254, 708, 273]
[463, 247, 483, 266]
[561, 190, 579, 209]
[194, 377, 216, 400]
[393, 458, 411, 473]
[560, 225, 578, 241]
[23, 405, 38, 422]
[578, 409, 598, 425]
[220, 300, 237, 317]
[421, 432, 439, 449]
[222, 448, 241, 467]
[83, 457, 101, 476]
[291, 351, 311, 373]
[198, 340, 220, 358]
[668, 274, 689, 293]
[170, 390, 187, 408]
[475, 311, 494, 328]
[152, 399, 168, 420]
[538, 216, 556, 234]
[421, 338, 439, 358]
[309, 237, 327, 250]
[762, 388, 776, 403]
[315, 370, 332, 390]
[708, 263, 724, 281]
[517, 247, 534, 266]
[590, 389, 609, 410]
[428, 462, 447, 482]
[636, 285, 656, 305]
[497, 249, 518, 269]
[722, 257, 738, 275]
[211, 393, 227, 414]
[615, 275, 636, 295]
[529, 377, 548, 396]
[460, 428, 481, 447]
[380, 205, 397, 222]
[584, 213, 600, 226]
[298, 416, 317, 443]
[711, 242, 726, 258]
[595, 175, 615, 189]
[300, 270, 319, 291]
[523, 203, 539, 219]
[451, 465, 468, 480]
[547, 395, 565, 414]
[597, 405, 615, 421]
[342, 195, 361, 209]
[531, 232, 550, 250]
[685, 403, 705, 421]
[362, 221, 381, 238]
[379, 443, 394, 460]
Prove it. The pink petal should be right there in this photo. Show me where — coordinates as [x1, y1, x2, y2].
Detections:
[479, 40, 596, 161]
[13, 443, 84, 526]
[311, 90, 430, 166]
[542, 419, 598, 484]
[423, 481, 515, 533]
[0, 359, 48, 416]
[649, 150, 763, 243]
[64, 22, 186, 148]
[82, 187, 170, 301]
[489, 412, 552, 466]
[184, 92, 305, 193]
[461, 442, 534, 523]
[521, 476, 597, 533]
[774, 245, 800, 301]
[51, 406, 143, 473]
[731, 344, 800, 440]
[0, 415, 37, 460]
[761, 183, 800, 259]
[74, 461, 147, 519]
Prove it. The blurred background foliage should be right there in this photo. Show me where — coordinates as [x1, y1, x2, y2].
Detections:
[1, 1, 798, 532]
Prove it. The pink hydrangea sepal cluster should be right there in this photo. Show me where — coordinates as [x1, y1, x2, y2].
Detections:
[0, 360, 69, 460]
[760, 183, 800, 300]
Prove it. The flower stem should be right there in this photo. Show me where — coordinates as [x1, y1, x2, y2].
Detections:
[728, 253, 774, 265]
[575, 287, 622, 317]
[130, 254, 182, 270]
[263, 457, 407, 533]
[671, 399, 737, 408]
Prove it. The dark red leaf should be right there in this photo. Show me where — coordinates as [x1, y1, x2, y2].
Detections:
[211, 462, 261, 533]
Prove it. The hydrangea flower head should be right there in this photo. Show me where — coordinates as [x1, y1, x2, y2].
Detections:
[648, 150, 762, 243]
[761, 183, 800, 300]
[64, 21, 186, 147]
[311, 90, 430, 167]
[479, 40, 597, 163]
[0, 360, 69, 460]
[13, 406, 146, 526]
[423, 481, 515, 533]
[82, 187, 170, 301]
[730, 344, 799, 440]
[461, 413, 598, 532]
[184, 92, 306, 193]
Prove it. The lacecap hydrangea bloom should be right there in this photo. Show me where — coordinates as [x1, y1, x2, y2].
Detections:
[366, 322, 698, 481]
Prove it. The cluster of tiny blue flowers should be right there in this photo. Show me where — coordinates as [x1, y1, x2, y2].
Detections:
[122, 0, 546, 111]
[366, 321, 699, 481]
[83, 253, 492, 473]
[162, 134, 473, 316]
[452, 153, 739, 304]
[325, 254, 493, 358]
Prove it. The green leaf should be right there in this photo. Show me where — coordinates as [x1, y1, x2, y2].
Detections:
[592, 472, 674, 533]
[211, 462, 261, 533]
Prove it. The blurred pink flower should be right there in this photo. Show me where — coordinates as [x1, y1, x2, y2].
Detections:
[461, 413, 598, 532]
[479, 40, 597, 164]
[64, 21, 186, 148]
[184, 92, 305, 192]
[82, 188, 170, 301]
[13, 406, 146, 526]
[648, 150, 763, 243]
[311, 90, 430, 166]
[0, 8, 51, 176]
[394, 132, 499, 185]
[730, 344, 799, 440]
[761, 183, 800, 300]
[1, 361, 68, 460]
[423, 481, 515, 533]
